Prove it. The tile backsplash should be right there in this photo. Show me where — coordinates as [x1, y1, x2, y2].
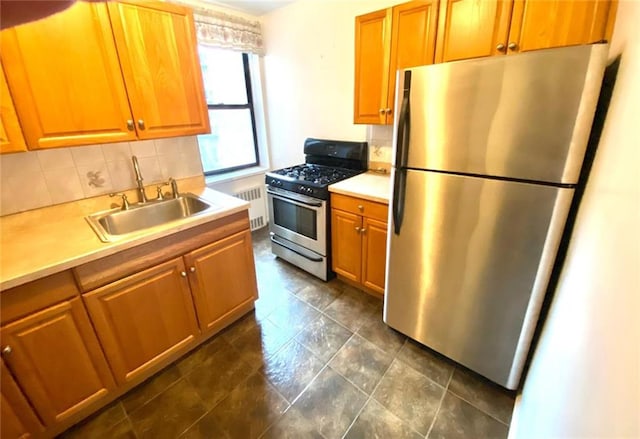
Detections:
[0, 136, 203, 216]
[367, 125, 393, 169]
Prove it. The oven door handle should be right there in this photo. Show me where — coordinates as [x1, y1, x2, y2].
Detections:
[270, 234, 323, 262]
[266, 188, 323, 207]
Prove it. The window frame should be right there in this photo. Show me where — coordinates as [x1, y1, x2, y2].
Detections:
[200, 52, 260, 176]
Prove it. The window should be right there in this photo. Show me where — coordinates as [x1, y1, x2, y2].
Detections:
[197, 46, 259, 175]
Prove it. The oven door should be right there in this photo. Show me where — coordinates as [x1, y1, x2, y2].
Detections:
[267, 187, 327, 256]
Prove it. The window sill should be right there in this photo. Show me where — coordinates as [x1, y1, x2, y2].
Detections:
[204, 166, 269, 186]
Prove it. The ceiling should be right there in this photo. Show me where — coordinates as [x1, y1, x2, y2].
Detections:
[209, 0, 296, 16]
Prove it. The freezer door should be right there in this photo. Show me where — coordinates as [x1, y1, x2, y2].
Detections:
[384, 169, 573, 389]
[394, 44, 607, 184]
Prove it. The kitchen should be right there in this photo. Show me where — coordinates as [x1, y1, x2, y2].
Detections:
[0, 0, 638, 438]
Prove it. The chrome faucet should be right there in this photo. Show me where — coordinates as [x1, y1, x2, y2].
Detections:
[131, 155, 148, 203]
[169, 177, 179, 198]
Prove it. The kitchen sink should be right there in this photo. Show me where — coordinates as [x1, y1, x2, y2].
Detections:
[86, 193, 218, 242]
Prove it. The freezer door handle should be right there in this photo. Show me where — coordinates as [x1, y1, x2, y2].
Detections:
[393, 71, 411, 235]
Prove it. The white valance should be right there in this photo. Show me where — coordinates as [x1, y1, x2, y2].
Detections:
[171, 0, 264, 55]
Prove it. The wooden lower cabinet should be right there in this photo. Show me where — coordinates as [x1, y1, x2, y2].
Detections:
[185, 230, 258, 333]
[331, 194, 389, 296]
[0, 298, 115, 426]
[83, 257, 200, 384]
[1, 360, 43, 439]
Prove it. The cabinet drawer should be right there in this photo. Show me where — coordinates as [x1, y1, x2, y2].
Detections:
[331, 193, 389, 222]
[0, 271, 79, 326]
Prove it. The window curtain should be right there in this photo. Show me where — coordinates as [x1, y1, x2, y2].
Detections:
[171, 0, 264, 55]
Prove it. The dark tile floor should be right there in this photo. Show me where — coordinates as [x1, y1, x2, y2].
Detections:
[61, 227, 515, 439]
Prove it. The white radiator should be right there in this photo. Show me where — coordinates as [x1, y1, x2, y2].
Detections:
[233, 186, 267, 231]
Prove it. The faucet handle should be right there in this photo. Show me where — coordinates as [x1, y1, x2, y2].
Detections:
[109, 193, 130, 210]
[156, 182, 170, 200]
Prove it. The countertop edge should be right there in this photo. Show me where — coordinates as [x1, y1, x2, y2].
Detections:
[328, 186, 390, 205]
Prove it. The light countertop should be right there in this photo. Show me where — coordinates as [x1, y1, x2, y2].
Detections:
[0, 176, 249, 291]
[329, 171, 391, 204]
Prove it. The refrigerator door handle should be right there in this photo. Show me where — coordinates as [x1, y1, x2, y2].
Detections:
[393, 71, 411, 235]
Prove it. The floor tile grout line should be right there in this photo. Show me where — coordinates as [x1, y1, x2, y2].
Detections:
[445, 388, 513, 427]
[424, 365, 455, 439]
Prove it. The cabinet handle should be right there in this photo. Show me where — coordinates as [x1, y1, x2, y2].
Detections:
[127, 119, 134, 130]
[138, 119, 145, 129]
[508, 42, 518, 51]
[180, 271, 187, 277]
[496, 43, 506, 52]
[2, 346, 12, 356]
[189, 266, 196, 273]
[357, 205, 364, 211]
[385, 108, 392, 115]
[360, 228, 367, 234]
[355, 226, 361, 232]
[379, 109, 385, 115]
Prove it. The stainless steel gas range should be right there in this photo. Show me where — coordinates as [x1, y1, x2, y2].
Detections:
[265, 138, 368, 280]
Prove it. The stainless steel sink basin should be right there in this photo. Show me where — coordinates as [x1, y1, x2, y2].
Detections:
[86, 193, 218, 242]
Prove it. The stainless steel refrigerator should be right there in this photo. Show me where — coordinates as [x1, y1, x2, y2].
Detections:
[384, 44, 608, 390]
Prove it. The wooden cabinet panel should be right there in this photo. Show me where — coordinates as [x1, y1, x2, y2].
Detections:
[108, 0, 210, 139]
[387, 0, 439, 120]
[83, 257, 200, 384]
[361, 217, 388, 295]
[0, 298, 115, 426]
[0, 66, 27, 154]
[331, 193, 389, 222]
[1, 360, 43, 439]
[184, 230, 258, 332]
[331, 209, 363, 282]
[354, 9, 392, 124]
[0, 1, 136, 149]
[508, 0, 615, 53]
[435, 0, 513, 62]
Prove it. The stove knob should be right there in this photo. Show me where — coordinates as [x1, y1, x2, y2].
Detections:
[270, 179, 277, 185]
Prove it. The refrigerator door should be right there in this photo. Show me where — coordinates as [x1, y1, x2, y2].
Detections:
[384, 169, 573, 389]
[394, 44, 607, 184]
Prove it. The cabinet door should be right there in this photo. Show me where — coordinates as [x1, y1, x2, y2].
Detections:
[0, 298, 115, 426]
[331, 209, 363, 283]
[508, 0, 615, 54]
[184, 230, 258, 333]
[387, 0, 439, 123]
[354, 9, 392, 124]
[83, 257, 200, 384]
[435, 0, 514, 62]
[361, 217, 388, 295]
[1, 360, 43, 439]
[108, 0, 210, 139]
[0, 67, 27, 154]
[0, 1, 136, 149]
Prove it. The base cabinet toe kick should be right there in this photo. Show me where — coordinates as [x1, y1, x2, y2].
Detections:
[0, 210, 258, 438]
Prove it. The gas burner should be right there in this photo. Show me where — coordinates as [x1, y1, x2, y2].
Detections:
[272, 164, 359, 186]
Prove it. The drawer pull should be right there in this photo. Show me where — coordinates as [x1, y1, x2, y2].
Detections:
[355, 227, 361, 232]
[357, 205, 364, 211]
[189, 267, 196, 273]
[180, 271, 187, 277]
[360, 228, 367, 234]
[2, 346, 12, 356]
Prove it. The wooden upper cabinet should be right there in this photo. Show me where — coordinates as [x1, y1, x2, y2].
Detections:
[108, 0, 210, 139]
[355, 1, 439, 125]
[508, 0, 616, 53]
[435, 0, 513, 62]
[0, 298, 115, 426]
[0, 66, 27, 154]
[354, 9, 391, 125]
[0, 1, 136, 149]
[387, 0, 439, 120]
[184, 230, 258, 333]
[435, 0, 617, 62]
[83, 257, 200, 385]
[1, 360, 43, 439]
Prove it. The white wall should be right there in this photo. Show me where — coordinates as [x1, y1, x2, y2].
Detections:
[260, 0, 405, 169]
[510, 1, 640, 437]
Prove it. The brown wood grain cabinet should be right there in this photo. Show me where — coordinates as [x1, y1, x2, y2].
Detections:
[435, 0, 618, 62]
[1, 360, 43, 439]
[331, 194, 389, 296]
[354, 0, 439, 125]
[0, 0, 209, 150]
[0, 297, 116, 426]
[83, 258, 201, 385]
[0, 66, 27, 154]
